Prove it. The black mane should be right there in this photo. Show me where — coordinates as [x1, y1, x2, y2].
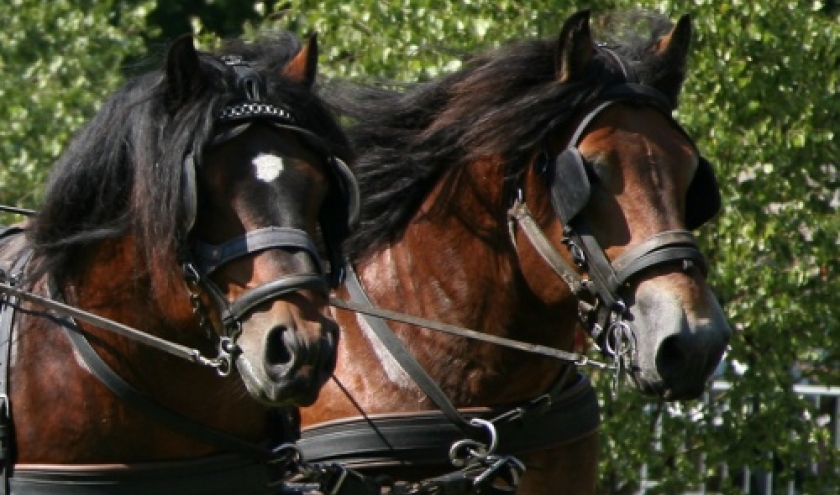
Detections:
[324, 13, 680, 261]
[29, 32, 350, 284]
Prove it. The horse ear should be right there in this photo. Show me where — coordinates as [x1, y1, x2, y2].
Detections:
[283, 33, 319, 87]
[555, 10, 594, 83]
[164, 34, 205, 111]
[648, 14, 692, 100]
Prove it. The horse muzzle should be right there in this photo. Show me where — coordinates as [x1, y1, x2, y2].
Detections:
[624, 282, 731, 401]
[235, 316, 339, 406]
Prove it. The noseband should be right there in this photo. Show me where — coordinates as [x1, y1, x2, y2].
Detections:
[508, 83, 715, 374]
[177, 55, 360, 375]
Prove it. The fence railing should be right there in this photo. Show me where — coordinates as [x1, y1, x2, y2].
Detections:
[638, 381, 840, 495]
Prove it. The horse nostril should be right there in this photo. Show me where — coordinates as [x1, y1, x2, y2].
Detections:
[265, 326, 293, 367]
[656, 334, 689, 382]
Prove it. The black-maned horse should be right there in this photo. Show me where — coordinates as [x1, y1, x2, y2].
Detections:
[0, 32, 358, 494]
[301, 11, 731, 495]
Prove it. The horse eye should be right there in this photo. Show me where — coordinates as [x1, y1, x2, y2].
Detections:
[584, 159, 604, 184]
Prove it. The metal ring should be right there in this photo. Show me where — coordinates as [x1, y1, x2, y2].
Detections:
[212, 356, 233, 377]
[611, 299, 627, 315]
[604, 320, 632, 357]
[449, 439, 485, 467]
[469, 418, 499, 456]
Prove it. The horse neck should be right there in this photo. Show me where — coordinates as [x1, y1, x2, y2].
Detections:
[11, 236, 272, 463]
[351, 161, 579, 405]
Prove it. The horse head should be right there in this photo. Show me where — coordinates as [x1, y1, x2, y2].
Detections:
[164, 35, 358, 406]
[299, 11, 730, 493]
[514, 11, 730, 399]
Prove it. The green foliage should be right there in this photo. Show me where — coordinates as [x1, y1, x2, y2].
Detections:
[268, 0, 579, 81]
[0, 0, 154, 212]
[1, 0, 837, 492]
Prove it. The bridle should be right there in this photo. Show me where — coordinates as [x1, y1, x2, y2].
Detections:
[0, 50, 368, 495]
[507, 82, 719, 378]
[0, 54, 361, 378]
[176, 54, 361, 375]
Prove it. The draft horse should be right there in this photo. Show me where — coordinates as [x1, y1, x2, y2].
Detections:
[0, 32, 358, 494]
[300, 10, 732, 495]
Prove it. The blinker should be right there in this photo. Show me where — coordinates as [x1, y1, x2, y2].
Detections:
[686, 157, 721, 230]
[545, 148, 591, 226]
[543, 149, 721, 231]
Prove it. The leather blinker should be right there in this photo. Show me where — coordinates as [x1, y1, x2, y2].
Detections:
[685, 157, 721, 230]
[545, 148, 591, 226]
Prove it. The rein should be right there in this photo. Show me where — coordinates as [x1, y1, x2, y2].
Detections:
[0, 280, 228, 370]
[328, 296, 613, 370]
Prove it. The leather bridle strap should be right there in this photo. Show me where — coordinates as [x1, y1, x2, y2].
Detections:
[190, 226, 330, 333]
[507, 201, 585, 296]
[611, 230, 707, 285]
[223, 274, 328, 329]
[183, 225, 331, 349]
[193, 227, 324, 276]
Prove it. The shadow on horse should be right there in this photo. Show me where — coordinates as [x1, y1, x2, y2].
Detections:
[0, 32, 359, 494]
[301, 10, 732, 495]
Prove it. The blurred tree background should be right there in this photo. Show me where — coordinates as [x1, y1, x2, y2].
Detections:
[1, 0, 837, 493]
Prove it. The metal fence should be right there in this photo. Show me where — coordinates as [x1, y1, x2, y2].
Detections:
[638, 381, 840, 495]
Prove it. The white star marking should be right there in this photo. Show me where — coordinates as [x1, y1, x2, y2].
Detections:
[253, 154, 285, 183]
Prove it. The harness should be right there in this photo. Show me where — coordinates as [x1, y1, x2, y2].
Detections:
[0, 52, 365, 495]
[299, 74, 721, 493]
[0, 228, 380, 495]
[297, 266, 595, 495]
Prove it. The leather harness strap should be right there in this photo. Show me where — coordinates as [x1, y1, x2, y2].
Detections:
[54, 307, 284, 464]
[10, 455, 278, 495]
[342, 266, 483, 438]
[303, 265, 599, 469]
[299, 374, 599, 468]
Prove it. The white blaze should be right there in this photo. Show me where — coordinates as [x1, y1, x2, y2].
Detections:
[253, 154, 285, 182]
